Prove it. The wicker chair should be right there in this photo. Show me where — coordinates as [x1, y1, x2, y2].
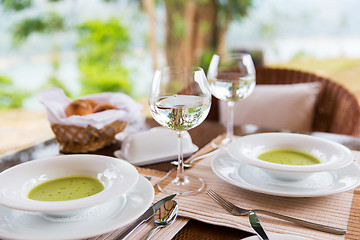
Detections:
[207, 67, 360, 137]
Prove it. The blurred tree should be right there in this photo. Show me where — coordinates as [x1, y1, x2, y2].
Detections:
[140, 0, 252, 70]
[0, 76, 30, 109]
[76, 18, 132, 95]
[1, 0, 31, 11]
[142, 0, 157, 70]
[11, 12, 64, 45]
[165, 0, 252, 68]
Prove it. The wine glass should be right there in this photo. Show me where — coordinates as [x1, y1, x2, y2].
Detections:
[149, 66, 211, 195]
[207, 53, 256, 146]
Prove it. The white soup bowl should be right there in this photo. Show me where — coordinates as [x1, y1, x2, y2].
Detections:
[0, 154, 139, 217]
[227, 133, 354, 181]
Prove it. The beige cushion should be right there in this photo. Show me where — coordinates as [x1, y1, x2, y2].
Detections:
[219, 82, 322, 131]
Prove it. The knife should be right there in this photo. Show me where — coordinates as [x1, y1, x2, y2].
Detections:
[116, 194, 177, 240]
[249, 211, 269, 240]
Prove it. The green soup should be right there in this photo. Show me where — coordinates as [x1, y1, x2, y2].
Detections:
[28, 175, 104, 202]
[258, 149, 321, 165]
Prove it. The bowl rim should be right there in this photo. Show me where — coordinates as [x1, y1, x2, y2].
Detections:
[0, 154, 139, 213]
[227, 132, 354, 173]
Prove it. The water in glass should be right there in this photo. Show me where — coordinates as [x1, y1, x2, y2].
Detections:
[149, 66, 211, 195]
[207, 53, 256, 145]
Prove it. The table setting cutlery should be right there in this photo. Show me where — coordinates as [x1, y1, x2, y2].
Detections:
[143, 200, 178, 240]
[249, 211, 269, 240]
[206, 189, 346, 235]
[171, 146, 220, 168]
[116, 194, 176, 240]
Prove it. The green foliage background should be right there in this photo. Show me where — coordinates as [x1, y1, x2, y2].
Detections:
[76, 18, 132, 95]
[0, 76, 29, 109]
[11, 12, 64, 45]
[0, 0, 134, 107]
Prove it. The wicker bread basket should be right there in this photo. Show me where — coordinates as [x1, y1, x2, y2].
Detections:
[51, 120, 127, 153]
[39, 88, 144, 153]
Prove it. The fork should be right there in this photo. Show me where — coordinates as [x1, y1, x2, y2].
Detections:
[206, 189, 347, 235]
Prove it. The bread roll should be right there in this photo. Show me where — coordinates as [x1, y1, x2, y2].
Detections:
[65, 99, 94, 117]
[84, 99, 98, 109]
[93, 103, 118, 113]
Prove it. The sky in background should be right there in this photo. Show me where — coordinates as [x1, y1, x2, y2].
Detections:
[228, 0, 360, 62]
[0, 0, 360, 108]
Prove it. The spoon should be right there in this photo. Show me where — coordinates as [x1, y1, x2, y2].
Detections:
[142, 200, 178, 240]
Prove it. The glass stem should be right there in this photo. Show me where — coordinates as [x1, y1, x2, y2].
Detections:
[176, 131, 185, 182]
[226, 101, 235, 143]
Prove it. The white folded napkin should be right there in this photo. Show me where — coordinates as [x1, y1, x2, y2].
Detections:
[38, 88, 145, 129]
[115, 127, 198, 165]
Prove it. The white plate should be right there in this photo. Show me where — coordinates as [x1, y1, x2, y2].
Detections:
[243, 233, 312, 240]
[0, 176, 154, 240]
[115, 127, 198, 166]
[211, 151, 360, 197]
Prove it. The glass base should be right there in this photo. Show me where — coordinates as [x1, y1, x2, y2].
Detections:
[157, 175, 204, 196]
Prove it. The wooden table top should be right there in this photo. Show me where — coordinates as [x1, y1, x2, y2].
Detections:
[1, 119, 359, 239]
